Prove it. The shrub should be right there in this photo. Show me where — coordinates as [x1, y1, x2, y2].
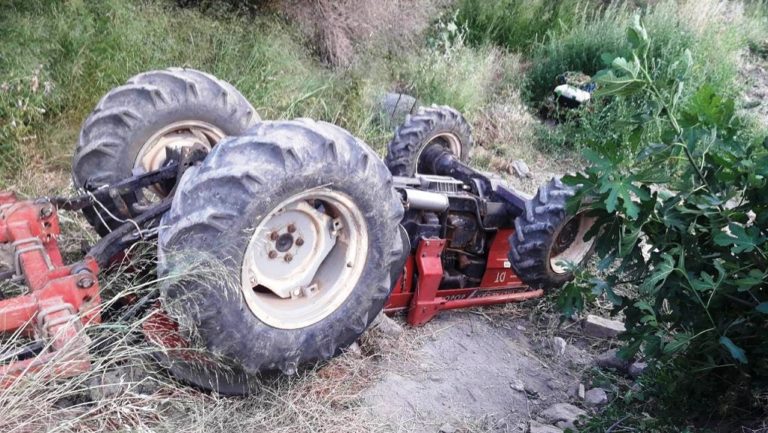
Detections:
[563, 16, 768, 424]
[526, 0, 766, 102]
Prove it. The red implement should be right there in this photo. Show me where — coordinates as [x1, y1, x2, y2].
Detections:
[0, 193, 101, 386]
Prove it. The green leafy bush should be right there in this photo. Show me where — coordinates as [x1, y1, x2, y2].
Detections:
[563, 16, 768, 422]
[526, 1, 764, 104]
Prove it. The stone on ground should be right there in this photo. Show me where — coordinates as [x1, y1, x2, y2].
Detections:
[371, 312, 404, 337]
[628, 361, 648, 378]
[551, 336, 567, 356]
[529, 420, 564, 433]
[595, 348, 632, 373]
[584, 387, 608, 407]
[510, 159, 533, 179]
[540, 403, 587, 425]
[583, 314, 626, 339]
[438, 422, 456, 433]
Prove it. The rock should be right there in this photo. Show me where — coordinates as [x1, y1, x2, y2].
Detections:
[371, 312, 404, 337]
[510, 378, 526, 392]
[376, 92, 418, 130]
[578, 383, 585, 399]
[595, 349, 632, 373]
[529, 420, 563, 433]
[516, 324, 527, 331]
[584, 388, 608, 407]
[552, 337, 567, 356]
[439, 422, 457, 433]
[510, 159, 533, 179]
[347, 341, 362, 356]
[628, 361, 648, 379]
[88, 364, 161, 401]
[555, 420, 577, 432]
[583, 315, 626, 339]
[540, 403, 587, 425]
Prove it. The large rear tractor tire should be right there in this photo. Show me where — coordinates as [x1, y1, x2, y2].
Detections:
[384, 105, 473, 176]
[157, 119, 404, 380]
[508, 178, 596, 289]
[72, 67, 259, 236]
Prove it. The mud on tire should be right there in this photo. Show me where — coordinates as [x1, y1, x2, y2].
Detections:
[72, 67, 259, 236]
[384, 105, 472, 176]
[157, 119, 404, 377]
[508, 178, 595, 289]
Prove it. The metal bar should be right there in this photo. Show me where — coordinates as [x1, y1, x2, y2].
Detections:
[440, 289, 544, 310]
[86, 199, 172, 268]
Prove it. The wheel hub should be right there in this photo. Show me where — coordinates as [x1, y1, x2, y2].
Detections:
[133, 121, 225, 197]
[549, 212, 596, 274]
[416, 133, 463, 175]
[241, 189, 368, 329]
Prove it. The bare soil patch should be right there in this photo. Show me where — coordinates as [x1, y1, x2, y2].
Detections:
[363, 310, 594, 432]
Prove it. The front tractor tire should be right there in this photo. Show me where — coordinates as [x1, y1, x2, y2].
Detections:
[72, 67, 259, 236]
[508, 178, 595, 289]
[157, 119, 404, 384]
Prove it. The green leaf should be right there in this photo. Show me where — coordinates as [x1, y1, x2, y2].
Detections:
[639, 253, 675, 294]
[735, 269, 765, 291]
[611, 57, 640, 77]
[713, 223, 765, 254]
[757, 303, 768, 314]
[600, 178, 641, 219]
[594, 70, 645, 97]
[627, 14, 649, 52]
[719, 336, 748, 364]
[664, 332, 693, 354]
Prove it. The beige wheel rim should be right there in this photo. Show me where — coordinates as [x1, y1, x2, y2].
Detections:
[241, 189, 369, 329]
[550, 212, 596, 274]
[415, 132, 463, 174]
[133, 120, 225, 197]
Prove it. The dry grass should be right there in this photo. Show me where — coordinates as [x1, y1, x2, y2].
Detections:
[278, 0, 453, 67]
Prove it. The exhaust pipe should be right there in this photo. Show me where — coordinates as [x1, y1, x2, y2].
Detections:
[402, 188, 449, 212]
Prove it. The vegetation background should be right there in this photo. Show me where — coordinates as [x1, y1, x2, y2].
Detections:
[1, 0, 767, 431]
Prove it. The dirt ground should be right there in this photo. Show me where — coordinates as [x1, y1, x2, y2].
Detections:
[364, 310, 593, 433]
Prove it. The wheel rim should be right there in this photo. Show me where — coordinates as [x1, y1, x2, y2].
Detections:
[415, 132, 463, 175]
[133, 120, 225, 197]
[241, 189, 369, 329]
[549, 212, 596, 274]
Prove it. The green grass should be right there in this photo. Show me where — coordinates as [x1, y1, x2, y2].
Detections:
[455, 0, 593, 53]
[0, 0, 523, 180]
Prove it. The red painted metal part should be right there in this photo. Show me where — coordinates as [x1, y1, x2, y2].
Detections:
[0, 192, 101, 386]
[385, 230, 544, 326]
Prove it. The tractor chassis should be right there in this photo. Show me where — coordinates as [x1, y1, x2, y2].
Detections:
[0, 143, 541, 385]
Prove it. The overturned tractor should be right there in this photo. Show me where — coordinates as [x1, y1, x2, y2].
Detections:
[0, 68, 595, 394]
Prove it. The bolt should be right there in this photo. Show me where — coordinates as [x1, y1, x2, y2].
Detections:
[268, 250, 278, 259]
[287, 224, 296, 233]
[77, 277, 94, 289]
[296, 237, 304, 246]
[292, 288, 301, 297]
[284, 253, 293, 263]
[270, 231, 279, 241]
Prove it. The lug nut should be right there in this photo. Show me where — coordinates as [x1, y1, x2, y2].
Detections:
[284, 253, 293, 263]
[268, 250, 278, 259]
[270, 231, 279, 241]
[40, 206, 53, 219]
[77, 277, 94, 289]
[287, 224, 296, 233]
[296, 238, 304, 246]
